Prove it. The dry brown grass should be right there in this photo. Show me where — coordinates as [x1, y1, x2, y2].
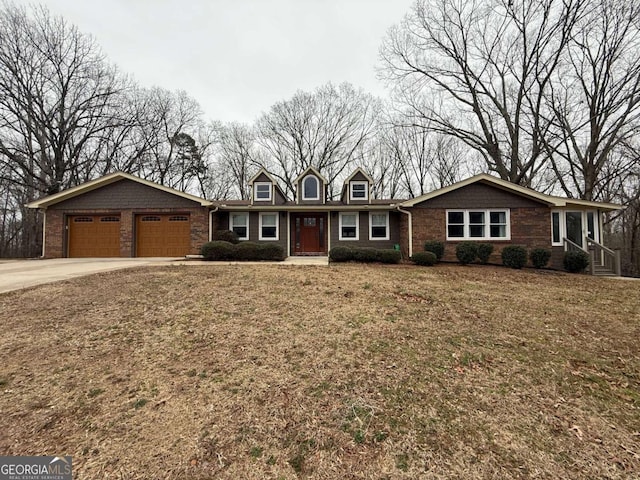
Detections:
[0, 263, 638, 479]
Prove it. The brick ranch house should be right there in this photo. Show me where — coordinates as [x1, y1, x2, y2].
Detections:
[27, 168, 621, 274]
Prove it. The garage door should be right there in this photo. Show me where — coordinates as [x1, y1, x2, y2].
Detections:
[68, 215, 121, 257]
[136, 214, 191, 257]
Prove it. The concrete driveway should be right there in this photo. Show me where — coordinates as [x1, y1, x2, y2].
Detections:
[0, 258, 179, 294]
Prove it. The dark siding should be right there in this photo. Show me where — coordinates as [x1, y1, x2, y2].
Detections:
[213, 210, 287, 251]
[254, 173, 271, 183]
[330, 211, 400, 250]
[413, 183, 546, 209]
[274, 188, 288, 205]
[50, 179, 201, 210]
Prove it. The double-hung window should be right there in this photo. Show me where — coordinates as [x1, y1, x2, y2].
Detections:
[370, 212, 389, 240]
[446, 209, 510, 240]
[339, 212, 359, 240]
[259, 213, 278, 240]
[350, 182, 368, 201]
[229, 213, 249, 240]
[254, 182, 271, 202]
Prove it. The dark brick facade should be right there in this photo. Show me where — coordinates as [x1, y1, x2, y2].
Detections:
[42, 179, 209, 258]
[407, 183, 557, 267]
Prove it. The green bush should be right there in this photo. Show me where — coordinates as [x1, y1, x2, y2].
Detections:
[213, 229, 240, 244]
[200, 241, 283, 261]
[328, 246, 401, 264]
[530, 248, 551, 269]
[476, 243, 494, 264]
[256, 243, 285, 261]
[501, 245, 528, 269]
[376, 249, 402, 264]
[563, 250, 589, 273]
[329, 246, 353, 262]
[424, 240, 445, 261]
[455, 242, 479, 265]
[200, 241, 235, 260]
[411, 251, 437, 266]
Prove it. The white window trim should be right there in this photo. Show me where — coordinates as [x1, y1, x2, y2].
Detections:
[259, 212, 279, 241]
[369, 211, 390, 241]
[445, 209, 511, 241]
[551, 210, 563, 246]
[350, 181, 369, 201]
[302, 175, 320, 201]
[253, 182, 272, 202]
[229, 212, 249, 241]
[339, 212, 359, 241]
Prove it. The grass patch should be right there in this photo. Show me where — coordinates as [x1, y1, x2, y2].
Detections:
[0, 264, 638, 478]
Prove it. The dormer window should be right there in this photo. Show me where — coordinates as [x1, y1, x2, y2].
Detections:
[350, 181, 368, 201]
[302, 175, 319, 201]
[254, 182, 271, 201]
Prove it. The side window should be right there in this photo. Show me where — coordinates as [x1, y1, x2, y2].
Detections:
[370, 212, 389, 240]
[229, 213, 249, 240]
[339, 212, 359, 240]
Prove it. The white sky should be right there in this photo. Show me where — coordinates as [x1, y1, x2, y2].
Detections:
[23, 0, 415, 124]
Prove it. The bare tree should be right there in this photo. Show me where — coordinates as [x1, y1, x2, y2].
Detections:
[0, 3, 129, 196]
[544, 0, 640, 201]
[256, 82, 381, 198]
[380, 0, 584, 187]
[214, 122, 259, 200]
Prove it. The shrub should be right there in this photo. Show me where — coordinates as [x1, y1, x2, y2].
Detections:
[501, 245, 528, 269]
[530, 248, 551, 269]
[376, 249, 402, 264]
[411, 251, 437, 266]
[456, 242, 479, 265]
[256, 243, 285, 261]
[329, 246, 353, 262]
[424, 240, 445, 261]
[200, 241, 235, 260]
[213, 229, 240, 244]
[564, 250, 589, 273]
[200, 241, 284, 261]
[328, 246, 401, 264]
[476, 243, 494, 264]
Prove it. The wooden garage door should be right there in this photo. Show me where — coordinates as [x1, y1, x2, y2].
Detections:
[136, 214, 191, 257]
[68, 215, 121, 257]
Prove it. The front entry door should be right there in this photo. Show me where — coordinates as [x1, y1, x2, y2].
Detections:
[293, 214, 326, 254]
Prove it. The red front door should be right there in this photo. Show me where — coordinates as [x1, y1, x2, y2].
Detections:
[293, 214, 327, 254]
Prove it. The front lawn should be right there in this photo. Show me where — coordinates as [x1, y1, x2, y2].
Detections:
[0, 264, 638, 479]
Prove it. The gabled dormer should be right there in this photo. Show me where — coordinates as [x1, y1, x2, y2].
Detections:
[248, 168, 287, 205]
[294, 166, 328, 205]
[341, 167, 373, 204]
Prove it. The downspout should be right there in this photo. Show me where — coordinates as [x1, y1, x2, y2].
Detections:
[208, 206, 219, 241]
[40, 208, 46, 258]
[396, 206, 413, 258]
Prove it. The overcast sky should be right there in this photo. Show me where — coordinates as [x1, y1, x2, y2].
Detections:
[22, 0, 415, 124]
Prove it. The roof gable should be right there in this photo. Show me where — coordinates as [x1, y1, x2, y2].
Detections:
[343, 167, 374, 185]
[400, 174, 620, 211]
[26, 172, 212, 209]
[294, 165, 328, 184]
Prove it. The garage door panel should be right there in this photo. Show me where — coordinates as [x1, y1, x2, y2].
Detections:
[136, 214, 190, 257]
[69, 215, 120, 257]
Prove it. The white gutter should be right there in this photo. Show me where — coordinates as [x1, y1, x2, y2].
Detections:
[396, 207, 413, 258]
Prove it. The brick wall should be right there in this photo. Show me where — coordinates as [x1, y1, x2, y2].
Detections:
[43, 207, 209, 258]
[409, 206, 552, 266]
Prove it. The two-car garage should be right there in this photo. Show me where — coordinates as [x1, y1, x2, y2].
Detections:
[67, 213, 192, 258]
[28, 172, 211, 259]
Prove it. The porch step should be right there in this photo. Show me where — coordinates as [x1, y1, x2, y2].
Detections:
[592, 266, 618, 277]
